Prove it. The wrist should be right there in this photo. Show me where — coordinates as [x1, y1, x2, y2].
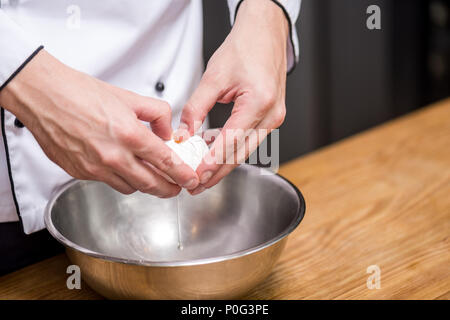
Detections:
[0, 75, 23, 118]
[0, 50, 59, 121]
[235, 0, 289, 38]
[0, 46, 44, 114]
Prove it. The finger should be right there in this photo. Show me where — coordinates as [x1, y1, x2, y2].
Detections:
[202, 105, 283, 190]
[195, 94, 264, 186]
[134, 97, 173, 141]
[196, 128, 267, 190]
[114, 156, 181, 198]
[105, 85, 173, 141]
[131, 124, 200, 190]
[102, 173, 137, 195]
[174, 74, 222, 141]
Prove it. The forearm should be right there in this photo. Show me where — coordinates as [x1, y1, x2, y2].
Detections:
[229, 0, 290, 75]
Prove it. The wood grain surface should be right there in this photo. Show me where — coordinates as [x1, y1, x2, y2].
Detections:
[0, 99, 449, 300]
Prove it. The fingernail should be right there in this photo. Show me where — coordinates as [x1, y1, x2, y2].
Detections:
[190, 185, 205, 195]
[173, 128, 190, 143]
[183, 178, 198, 190]
[200, 171, 212, 184]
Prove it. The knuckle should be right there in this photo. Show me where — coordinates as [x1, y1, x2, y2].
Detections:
[182, 101, 196, 118]
[272, 107, 286, 127]
[121, 187, 136, 195]
[183, 101, 206, 122]
[254, 107, 268, 122]
[183, 102, 207, 126]
[203, 71, 216, 85]
[256, 86, 277, 110]
[116, 125, 138, 145]
[159, 101, 171, 114]
[203, 68, 223, 89]
[157, 152, 175, 172]
[139, 182, 157, 194]
[100, 150, 124, 168]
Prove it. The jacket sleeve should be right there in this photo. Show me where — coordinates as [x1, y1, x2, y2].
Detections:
[0, 9, 43, 91]
[226, 0, 301, 73]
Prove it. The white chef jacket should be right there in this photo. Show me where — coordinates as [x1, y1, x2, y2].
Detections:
[0, 0, 300, 234]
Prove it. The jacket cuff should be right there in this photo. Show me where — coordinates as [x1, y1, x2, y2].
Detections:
[0, 10, 43, 90]
[227, 0, 301, 74]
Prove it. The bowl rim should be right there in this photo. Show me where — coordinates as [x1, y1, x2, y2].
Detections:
[44, 164, 306, 267]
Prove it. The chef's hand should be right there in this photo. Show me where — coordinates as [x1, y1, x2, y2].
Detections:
[0, 50, 200, 197]
[175, 0, 289, 195]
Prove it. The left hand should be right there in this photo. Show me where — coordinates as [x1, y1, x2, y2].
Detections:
[175, 0, 290, 195]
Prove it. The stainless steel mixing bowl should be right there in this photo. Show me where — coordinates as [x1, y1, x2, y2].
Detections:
[44, 164, 305, 299]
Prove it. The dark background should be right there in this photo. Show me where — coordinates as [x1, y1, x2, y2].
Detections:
[203, 0, 450, 164]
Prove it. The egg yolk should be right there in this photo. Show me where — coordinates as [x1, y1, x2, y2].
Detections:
[174, 137, 183, 144]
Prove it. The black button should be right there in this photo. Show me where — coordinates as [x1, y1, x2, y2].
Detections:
[14, 118, 24, 128]
[155, 81, 165, 92]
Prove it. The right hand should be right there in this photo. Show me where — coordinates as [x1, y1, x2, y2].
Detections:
[0, 50, 200, 197]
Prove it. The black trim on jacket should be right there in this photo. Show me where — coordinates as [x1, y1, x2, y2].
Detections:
[1, 108, 25, 232]
[0, 45, 44, 92]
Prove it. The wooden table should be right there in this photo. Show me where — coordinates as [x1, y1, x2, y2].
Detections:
[1, 99, 449, 300]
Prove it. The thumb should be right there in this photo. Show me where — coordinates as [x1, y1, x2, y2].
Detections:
[174, 75, 220, 141]
[134, 97, 173, 141]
